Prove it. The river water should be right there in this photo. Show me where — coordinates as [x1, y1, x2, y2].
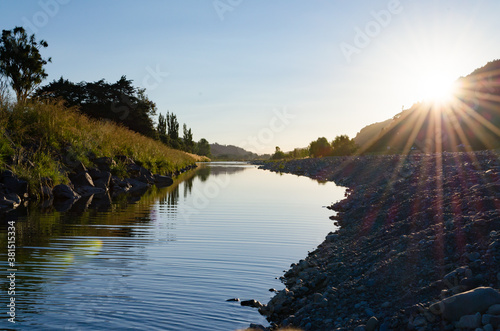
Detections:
[1, 163, 344, 330]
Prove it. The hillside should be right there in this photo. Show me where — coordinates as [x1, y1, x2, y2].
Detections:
[353, 118, 393, 148]
[356, 59, 500, 154]
[209, 143, 260, 160]
[0, 100, 207, 198]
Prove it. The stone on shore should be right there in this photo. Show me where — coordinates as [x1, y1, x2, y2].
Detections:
[241, 299, 263, 308]
[53, 184, 80, 200]
[1, 170, 28, 198]
[154, 174, 174, 187]
[430, 287, 500, 321]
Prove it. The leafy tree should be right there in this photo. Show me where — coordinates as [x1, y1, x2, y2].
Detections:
[166, 111, 180, 149]
[0, 26, 51, 103]
[157, 113, 168, 144]
[271, 146, 286, 160]
[182, 124, 195, 153]
[0, 77, 10, 106]
[289, 147, 309, 159]
[309, 137, 332, 158]
[196, 138, 211, 157]
[36, 76, 157, 137]
[331, 135, 358, 156]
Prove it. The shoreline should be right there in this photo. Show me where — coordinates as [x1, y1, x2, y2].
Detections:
[253, 151, 500, 330]
[0, 158, 198, 215]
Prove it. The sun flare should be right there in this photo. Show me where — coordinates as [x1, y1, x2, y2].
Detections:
[417, 72, 457, 104]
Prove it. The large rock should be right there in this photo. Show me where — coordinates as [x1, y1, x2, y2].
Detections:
[53, 184, 81, 200]
[74, 186, 106, 197]
[128, 164, 154, 184]
[456, 313, 481, 329]
[94, 157, 116, 171]
[0, 194, 21, 211]
[127, 178, 150, 192]
[154, 175, 173, 187]
[88, 169, 112, 191]
[1, 170, 28, 198]
[241, 299, 263, 308]
[69, 171, 94, 188]
[429, 287, 500, 321]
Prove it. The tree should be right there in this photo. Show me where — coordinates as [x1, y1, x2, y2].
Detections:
[331, 135, 358, 156]
[309, 137, 332, 158]
[182, 124, 195, 153]
[0, 27, 51, 103]
[157, 113, 168, 144]
[196, 138, 211, 157]
[36, 76, 157, 137]
[166, 112, 180, 149]
[271, 146, 286, 160]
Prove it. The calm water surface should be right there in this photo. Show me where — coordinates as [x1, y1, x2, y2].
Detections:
[1, 163, 344, 330]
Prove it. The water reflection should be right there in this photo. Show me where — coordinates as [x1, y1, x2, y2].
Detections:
[0, 163, 344, 330]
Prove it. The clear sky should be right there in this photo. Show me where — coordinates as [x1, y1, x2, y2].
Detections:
[1, 0, 499, 154]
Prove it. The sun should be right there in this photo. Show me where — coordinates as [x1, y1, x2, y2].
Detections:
[416, 72, 458, 105]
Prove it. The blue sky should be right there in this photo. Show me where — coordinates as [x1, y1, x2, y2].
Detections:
[1, 0, 500, 153]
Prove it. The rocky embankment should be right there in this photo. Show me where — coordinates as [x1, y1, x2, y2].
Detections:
[254, 151, 500, 330]
[0, 156, 195, 213]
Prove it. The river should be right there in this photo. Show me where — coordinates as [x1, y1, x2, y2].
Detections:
[1, 162, 345, 330]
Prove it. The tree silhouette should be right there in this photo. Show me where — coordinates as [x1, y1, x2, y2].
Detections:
[182, 124, 194, 153]
[309, 137, 332, 157]
[36, 76, 157, 138]
[0, 26, 51, 103]
[196, 138, 211, 157]
[331, 135, 358, 156]
[166, 112, 180, 149]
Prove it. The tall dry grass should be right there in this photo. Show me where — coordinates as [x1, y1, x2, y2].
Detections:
[0, 99, 208, 195]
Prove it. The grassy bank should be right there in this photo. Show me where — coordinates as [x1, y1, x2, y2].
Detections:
[0, 99, 208, 197]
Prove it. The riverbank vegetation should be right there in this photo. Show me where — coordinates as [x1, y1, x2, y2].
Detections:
[0, 26, 208, 197]
[271, 134, 358, 160]
[0, 99, 207, 196]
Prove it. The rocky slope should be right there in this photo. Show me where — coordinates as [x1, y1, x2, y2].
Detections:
[254, 151, 500, 330]
[0, 156, 195, 214]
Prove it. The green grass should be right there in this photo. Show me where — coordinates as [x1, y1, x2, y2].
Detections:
[0, 99, 208, 197]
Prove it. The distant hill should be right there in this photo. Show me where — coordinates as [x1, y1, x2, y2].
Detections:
[357, 59, 500, 154]
[353, 118, 393, 148]
[209, 143, 261, 160]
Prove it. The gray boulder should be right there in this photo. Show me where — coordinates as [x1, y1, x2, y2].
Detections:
[1, 170, 28, 198]
[70, 171, 94, 187]
[154, 175, 173, 187]
[128, 164, 154, 184]
[430, 287, 500, 321]
[53, 184, 81, 200]
[456, 313, 481, 329]
[75, 186, 106, 197]
[0, 194, 21, 211]
[240, 299, 263, 308]
[127, 178, 150, 192]
[89, 170, 112, 191]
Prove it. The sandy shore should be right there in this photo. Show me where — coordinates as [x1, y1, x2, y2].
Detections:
[255, 151, 500, 330]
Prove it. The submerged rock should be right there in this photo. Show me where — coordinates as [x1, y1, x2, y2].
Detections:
[241, 299, 263, 308]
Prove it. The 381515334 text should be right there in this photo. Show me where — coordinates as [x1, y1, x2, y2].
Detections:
[7, 219, 17, 324]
